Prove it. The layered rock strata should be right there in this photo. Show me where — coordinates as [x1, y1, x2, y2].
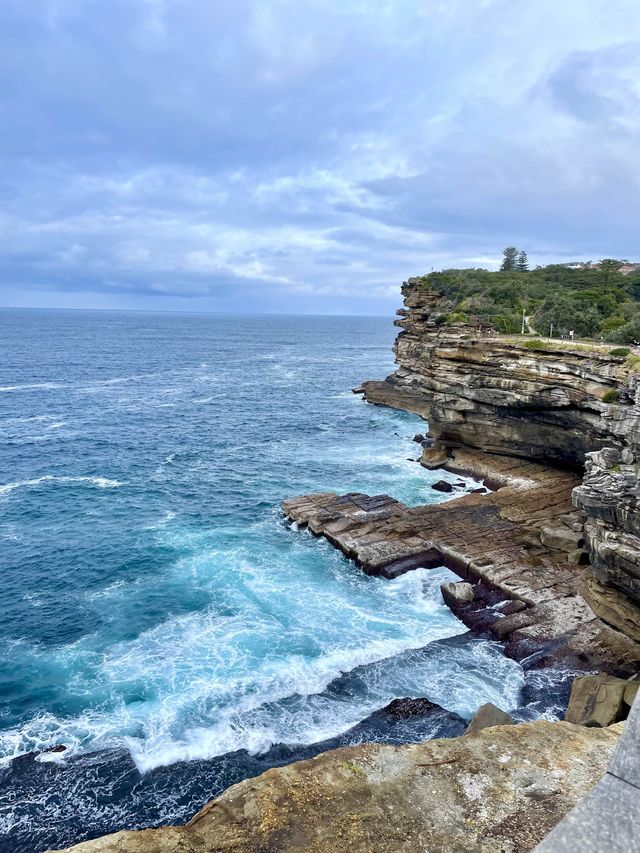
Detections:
[358, 277, 640, 635]
[54, 720, 623, 853]
[283, 450, 640, 674]
[359, 280, 630, 468]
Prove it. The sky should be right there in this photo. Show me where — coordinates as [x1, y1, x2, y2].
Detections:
[0, 1, 639, 315]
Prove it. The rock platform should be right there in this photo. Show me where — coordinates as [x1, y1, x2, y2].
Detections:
[54, 720, 624, 853]
[283, 449, 640, 674]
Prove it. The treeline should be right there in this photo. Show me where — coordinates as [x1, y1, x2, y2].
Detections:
[417, 260, 640, 342]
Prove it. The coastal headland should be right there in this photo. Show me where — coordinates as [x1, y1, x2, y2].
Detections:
[57, 278, 640, 851]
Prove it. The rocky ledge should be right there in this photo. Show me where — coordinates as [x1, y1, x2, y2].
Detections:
[283, 450, 640, 674]
[359, 279, 632, 467]
[53, 720, 622, 853]
[357, 277, 640, 643]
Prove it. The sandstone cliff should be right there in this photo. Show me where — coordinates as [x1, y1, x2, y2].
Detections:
[361, 278, 640, 635]
[53, 721, 622, 853]
[361, 279, 632, 468]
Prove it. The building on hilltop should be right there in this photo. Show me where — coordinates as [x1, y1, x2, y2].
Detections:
[558, 260, 640, 275]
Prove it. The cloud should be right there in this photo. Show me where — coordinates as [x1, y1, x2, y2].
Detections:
[0, 0, 639, 313]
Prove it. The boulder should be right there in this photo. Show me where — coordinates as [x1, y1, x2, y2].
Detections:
[465, 702, 515, 734]
[440, 581, 475, 609]
[412, 433, 424, 443]
[498, 599, 528, 616]
[540, 524, 584, 552]
[621, 447, 635, 465]
[431, 479, 453, 493]
[380, 697, 443, 719]
[564, 673, 631, 727]
[53, 721, 623, 853]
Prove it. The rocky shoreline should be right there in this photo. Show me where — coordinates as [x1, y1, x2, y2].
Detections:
[53, 720, 624, 853]
[54, 279, 640, 851]
[283, 448, 640, 677]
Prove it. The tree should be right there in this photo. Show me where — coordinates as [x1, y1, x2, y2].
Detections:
[607, 317, 640, 345]
[516, 251, 529, 271]
[500, 247, 519, 271]
[534, 292, 603, 339]
[599, 258, 622, 286]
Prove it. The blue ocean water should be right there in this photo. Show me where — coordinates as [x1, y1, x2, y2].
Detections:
[0, 309, 528, 851]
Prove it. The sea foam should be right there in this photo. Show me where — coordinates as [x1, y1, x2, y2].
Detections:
[0, 475, 123, 496]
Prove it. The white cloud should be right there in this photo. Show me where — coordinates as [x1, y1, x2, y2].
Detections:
[0, 0, 639, 312]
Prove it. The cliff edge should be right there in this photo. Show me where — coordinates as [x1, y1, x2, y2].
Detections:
[360, 277, 640, 640]
[52, 720, 622, 853]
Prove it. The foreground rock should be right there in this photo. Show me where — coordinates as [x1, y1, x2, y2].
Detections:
[565, 673, 638, 727]
[54, 721, 622, 853]
[440, 580, 475, 608]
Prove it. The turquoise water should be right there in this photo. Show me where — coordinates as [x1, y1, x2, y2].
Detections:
[0, 310, 526, 850]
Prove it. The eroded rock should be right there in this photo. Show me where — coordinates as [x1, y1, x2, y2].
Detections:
[440, 581, 475, 609]
[465, 702, 515, 734]
[564, 673, 632, 727]
[54, 721, 622, 853]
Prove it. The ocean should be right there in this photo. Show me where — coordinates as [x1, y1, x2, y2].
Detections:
[0, 309, 528, 852]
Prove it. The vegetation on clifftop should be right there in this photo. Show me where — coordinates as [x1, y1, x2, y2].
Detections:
[417, 259, 640, 341]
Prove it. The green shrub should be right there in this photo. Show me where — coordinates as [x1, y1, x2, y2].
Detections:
[609, 347, 631, 357]
[602, 389, 619, 403]
[625, 355, 640, 371]
[523, 340, 546, 350]
[414, 261, 639, 340]
[443, 311, 470, 324]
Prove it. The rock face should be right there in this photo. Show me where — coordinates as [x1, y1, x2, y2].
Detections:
[565, 674, 638, 727]
[573, 446, 640, 614]
[54, 721, 622, 853]
[358, 277, 640, 629]
[360, 279, 628, 468]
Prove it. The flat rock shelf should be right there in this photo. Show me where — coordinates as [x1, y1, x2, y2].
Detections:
[283, 449, 640, 675]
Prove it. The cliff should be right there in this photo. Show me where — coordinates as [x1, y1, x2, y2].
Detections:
[55, 279, 640, 853]
[53, 720, 623, 853]
[361, 278, 640, 635]
[361, 280, 634, 468]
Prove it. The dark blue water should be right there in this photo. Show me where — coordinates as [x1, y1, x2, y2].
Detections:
[0, 310, 527, 851]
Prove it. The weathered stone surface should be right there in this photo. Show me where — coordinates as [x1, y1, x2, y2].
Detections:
[540, 523, 584, 553]
[359, 279, 640, 618]
[465, 702, 514, 733]
[283, 451, 640, 673]
[609, 679, 640, 789]
[564, 674, 629, 727]
[54, 721, 622, 853]
[580, 570, 640, 642]
[440, 580, 475, 608]
[534, 771, 637, 853]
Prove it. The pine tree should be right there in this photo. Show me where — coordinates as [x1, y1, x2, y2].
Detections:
[599, 258, 622, 285]
[500, 247, 518, 271]
[516, 250, 529, 271]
